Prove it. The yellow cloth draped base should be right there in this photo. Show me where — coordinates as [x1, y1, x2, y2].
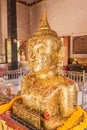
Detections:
[0, 95, 87, 130]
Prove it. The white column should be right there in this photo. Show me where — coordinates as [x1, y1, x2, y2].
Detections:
[0, 0, 2, 54]
[0, 0, 7, 62]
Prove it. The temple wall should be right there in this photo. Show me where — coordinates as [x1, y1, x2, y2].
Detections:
[29, 1, 47, 37]
[0, 0, 87, 43]
[16, 2, 30, 41]
[47, 0, 87, 36]
[30, 0, 87, 36]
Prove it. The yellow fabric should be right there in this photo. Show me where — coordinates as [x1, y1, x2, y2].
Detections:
[0, 95, 21, 114]
[57, 106, 87, 130]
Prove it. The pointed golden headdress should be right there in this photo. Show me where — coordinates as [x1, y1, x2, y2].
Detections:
[39, 10, 51, 30]
[33, 10, 58, 37]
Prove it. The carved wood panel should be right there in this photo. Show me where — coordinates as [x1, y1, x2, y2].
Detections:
[73, 35, 87, 54]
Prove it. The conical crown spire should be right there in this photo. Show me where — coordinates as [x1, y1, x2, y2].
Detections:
[39, 10, 51, 30]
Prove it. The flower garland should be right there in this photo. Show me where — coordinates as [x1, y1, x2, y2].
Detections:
[0, 119, 13, 130]
[57, 106, 87, 130]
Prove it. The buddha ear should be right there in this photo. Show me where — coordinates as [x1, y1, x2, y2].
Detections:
[58, 46, 65, 60]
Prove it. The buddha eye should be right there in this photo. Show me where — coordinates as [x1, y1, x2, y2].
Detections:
[33, 44, 44, 50]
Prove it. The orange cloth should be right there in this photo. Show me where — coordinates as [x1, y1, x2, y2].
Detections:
[0, 96, 21, 114]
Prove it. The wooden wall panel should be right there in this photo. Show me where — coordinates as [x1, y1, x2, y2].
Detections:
[73, 36, 87, 54]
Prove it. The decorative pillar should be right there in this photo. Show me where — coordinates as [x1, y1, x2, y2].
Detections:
[0, 0, 2, 54]
[7, 0, 18, 69]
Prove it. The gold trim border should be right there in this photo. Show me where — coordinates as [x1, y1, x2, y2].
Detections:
[16, 0, 48, 8]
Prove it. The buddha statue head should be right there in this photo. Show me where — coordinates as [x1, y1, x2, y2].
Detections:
[28, 11, 65, 77]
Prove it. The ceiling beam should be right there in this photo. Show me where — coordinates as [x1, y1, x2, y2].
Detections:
[17, 0, 44, 6]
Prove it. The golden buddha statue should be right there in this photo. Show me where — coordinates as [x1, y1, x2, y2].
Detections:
[28, 11, 64, 76]
[12, 11, 78, 130]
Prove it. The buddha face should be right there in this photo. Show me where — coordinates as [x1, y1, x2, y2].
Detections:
[28, 39, 61, 73]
